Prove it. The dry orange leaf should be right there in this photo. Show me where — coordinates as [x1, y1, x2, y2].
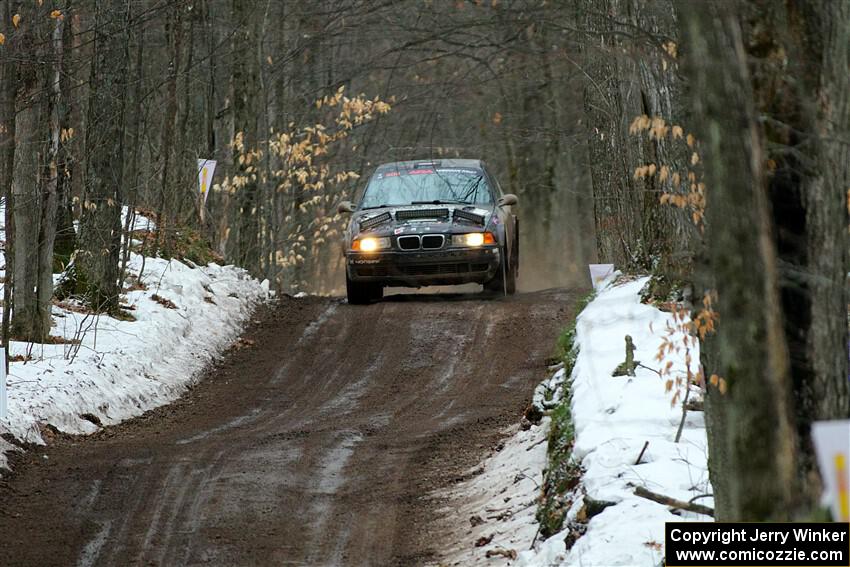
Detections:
[12, 13, 21, 28]
[0, 33, 5, 46]
[50, 10, 63, 19]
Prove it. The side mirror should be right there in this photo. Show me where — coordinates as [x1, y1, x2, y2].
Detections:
[337, 201, 356, 214]
[498, 194, 518, 207]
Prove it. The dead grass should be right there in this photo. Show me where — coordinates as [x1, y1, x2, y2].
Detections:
[151, 294, 177, 309]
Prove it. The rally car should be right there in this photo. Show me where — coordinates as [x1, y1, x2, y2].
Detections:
[337, 159, 519, 304]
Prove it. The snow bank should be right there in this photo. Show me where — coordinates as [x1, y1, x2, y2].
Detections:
[440, 276, 711, 566]
[438, 419, 550, 565]
[0, 210, 269, 469]
[519, 276, 711, 566]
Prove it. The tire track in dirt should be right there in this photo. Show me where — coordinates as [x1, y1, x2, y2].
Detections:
[0, 289, 579, 566]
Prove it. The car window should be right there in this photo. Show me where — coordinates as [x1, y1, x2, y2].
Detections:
[360, 167, 493, 208]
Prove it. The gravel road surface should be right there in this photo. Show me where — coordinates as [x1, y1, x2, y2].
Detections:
[0, 288, 577, 566]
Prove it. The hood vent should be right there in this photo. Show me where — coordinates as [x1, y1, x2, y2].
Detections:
[453, 209, 485, 226]
[395, 208, 450, 221]
[359, 211, 392, 231]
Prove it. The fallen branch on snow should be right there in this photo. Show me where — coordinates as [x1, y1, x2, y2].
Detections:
[634, 486, 714, 517]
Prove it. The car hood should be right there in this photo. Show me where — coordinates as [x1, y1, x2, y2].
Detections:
[350, 203, 497, 238]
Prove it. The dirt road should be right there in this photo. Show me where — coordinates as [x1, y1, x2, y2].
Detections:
[0, 288, 577, 566]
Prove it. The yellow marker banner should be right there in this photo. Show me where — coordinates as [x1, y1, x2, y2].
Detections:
[197, 158, 217, 205]
[812, 420, 850, 522]
[837, 453, 848, 522]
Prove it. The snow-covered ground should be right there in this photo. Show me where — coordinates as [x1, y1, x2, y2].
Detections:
[441, 275, 712, 566]
[437, 418, 551, 564]
[0, 211, 270, 469]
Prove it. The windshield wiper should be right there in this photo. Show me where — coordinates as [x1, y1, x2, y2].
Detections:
[410, 199, 467, 205]
[360, 204, 392, 210]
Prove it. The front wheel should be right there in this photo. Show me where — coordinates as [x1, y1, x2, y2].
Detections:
[484, 251, 516, 295]
[346, 274, 383, 304]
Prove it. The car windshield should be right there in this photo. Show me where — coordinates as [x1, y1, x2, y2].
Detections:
[359, 167, 493, 208]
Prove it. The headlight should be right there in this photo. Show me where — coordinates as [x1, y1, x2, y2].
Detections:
[352, 236, 390, 252]
[451, 232, 496, 247]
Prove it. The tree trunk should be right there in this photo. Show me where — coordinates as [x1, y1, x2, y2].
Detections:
[750, 0, 850, 508]
[76, 0, 129, 311]
[37, 8, 64, 336]
[52, 0, 75, 273]
[11, 89, 43, 339]
[10, 2, 46, 340]
[156, 3, 181, 256]
[230, 0, 260, 271]
[681, 0, 799, 521]
[0, 0, 17, 356]
[120, 1, 146, 284]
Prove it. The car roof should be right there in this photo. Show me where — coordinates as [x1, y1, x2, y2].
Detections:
[374, 158, 485, 172]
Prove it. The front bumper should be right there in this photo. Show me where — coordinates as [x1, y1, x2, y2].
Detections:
[346, 246, 500, 287]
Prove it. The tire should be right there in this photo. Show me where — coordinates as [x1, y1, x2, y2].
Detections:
[505, 256, 517, 295]
[484, 246, 516, 295]
[346, 274, 382, 304]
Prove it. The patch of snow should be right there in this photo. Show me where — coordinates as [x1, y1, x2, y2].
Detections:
[122, 207, 157, 233]
[533, 367, 567, 411]
[0, 205, 268, 466]
[438, 419, 550, 566]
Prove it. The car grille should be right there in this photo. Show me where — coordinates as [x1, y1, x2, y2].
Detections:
[421, 235, 445, 249]
[399, 263, 490, 276]
[356, 266, 390, 277]
[396, 234, 445, 250]
[355, 263, 489, 277]
[397, 235, 420, 250]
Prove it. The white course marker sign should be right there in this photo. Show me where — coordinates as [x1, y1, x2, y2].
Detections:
[812, 420, 850, 522]
[588, 263, 615, 290]
[197, 158, 217, 204]
[197, 158, 217, 222]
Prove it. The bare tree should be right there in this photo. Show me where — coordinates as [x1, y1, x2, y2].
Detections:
[681, 0, 849, 520]
[74, 0, 129, 311]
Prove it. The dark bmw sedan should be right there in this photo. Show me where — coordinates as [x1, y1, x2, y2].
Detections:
[337, 159, 519, 304]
